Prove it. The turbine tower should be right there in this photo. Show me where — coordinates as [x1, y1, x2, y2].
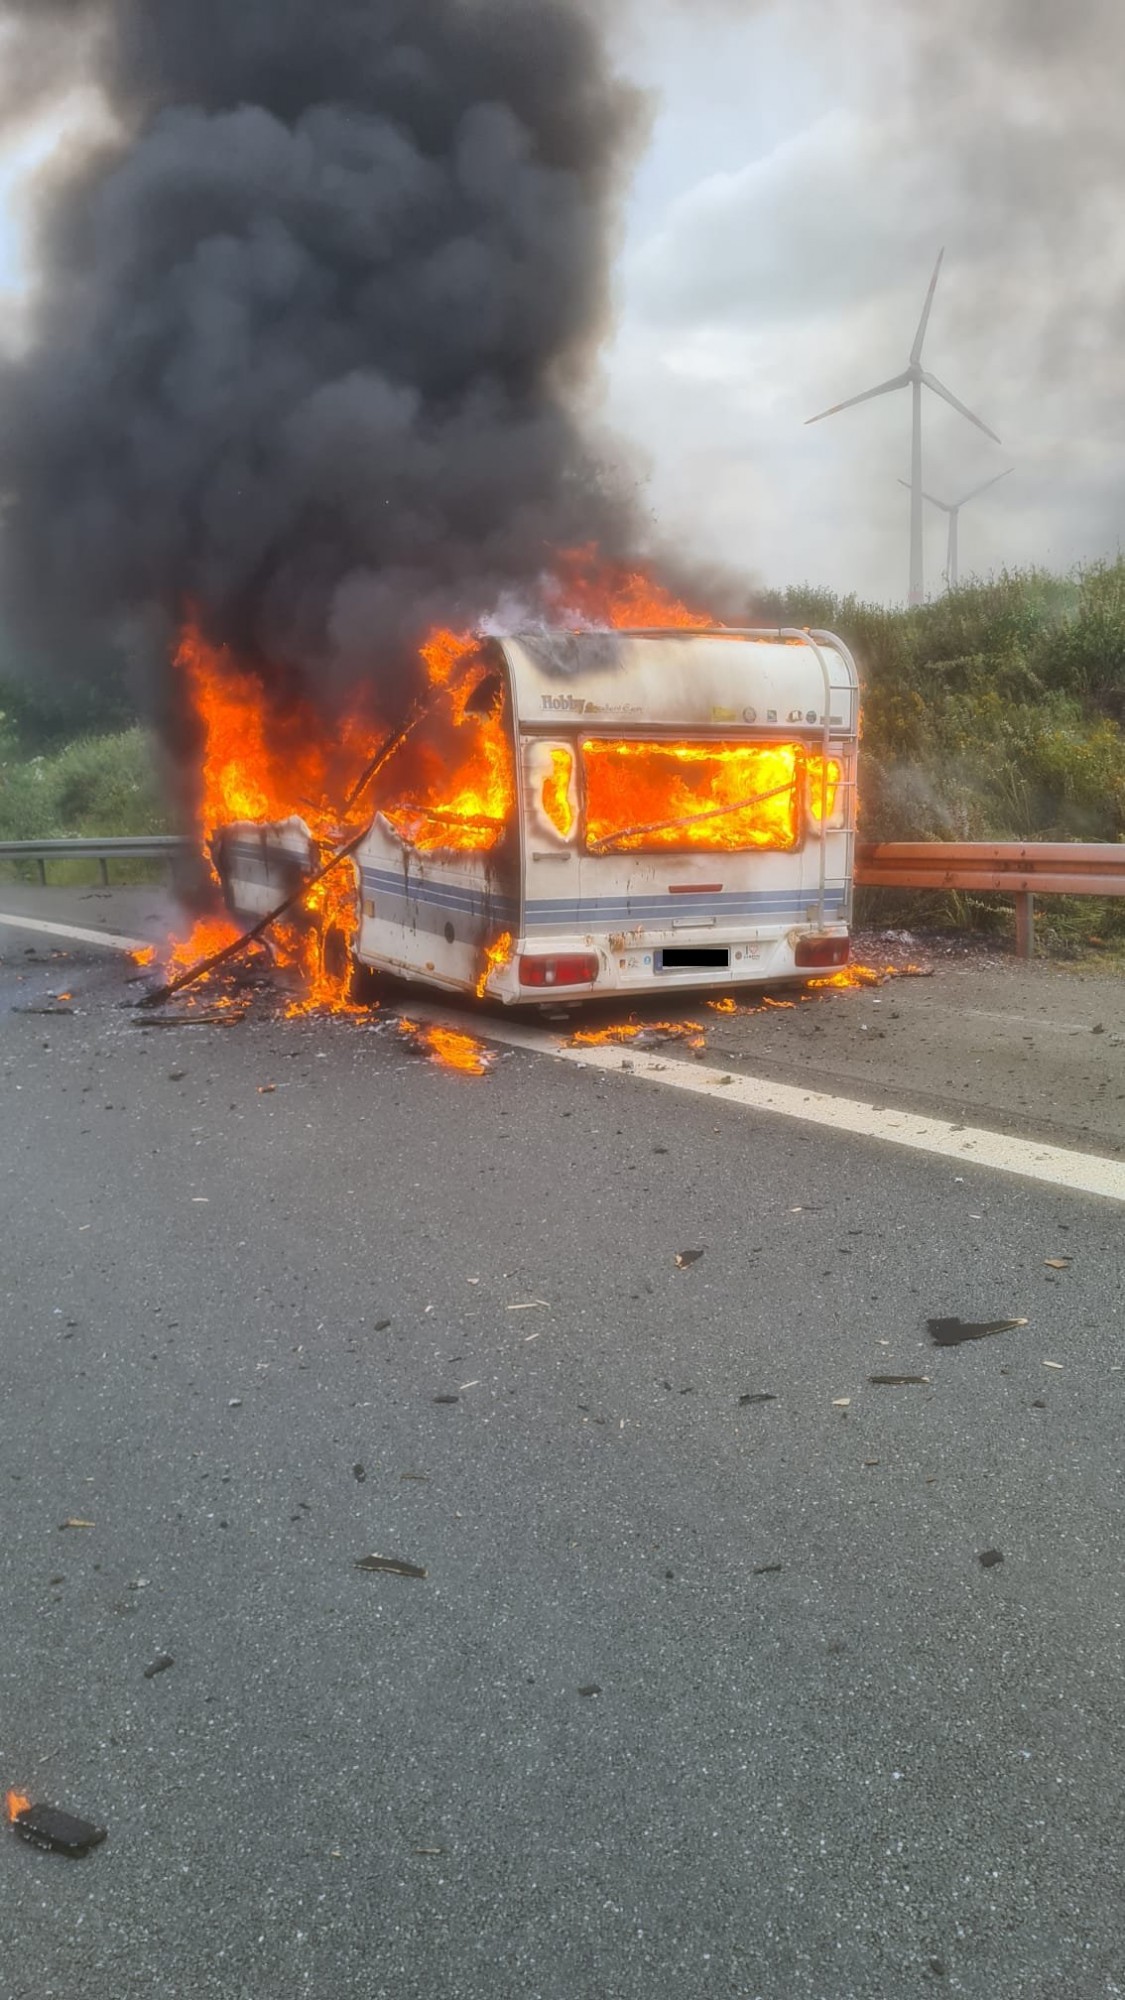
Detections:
[806, 249, 1001, 605]
[897, 468, 1014, 591]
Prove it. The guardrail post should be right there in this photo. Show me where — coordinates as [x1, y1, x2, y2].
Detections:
[36, 858, 46, 887]
[1014, 891, 1035, 961]
[98, 857, 109, 887]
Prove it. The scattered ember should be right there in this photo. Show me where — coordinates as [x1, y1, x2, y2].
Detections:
[6, 1790, 30, 1822]
[569, 1020, 706, 1051]
[708, 997, 738, 1014]
[397, 1018, 493, 1076]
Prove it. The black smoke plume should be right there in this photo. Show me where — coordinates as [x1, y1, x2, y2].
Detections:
[0, 0, 648, 721]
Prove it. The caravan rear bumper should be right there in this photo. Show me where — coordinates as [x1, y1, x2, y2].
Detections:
[485, 923, 850, 1003]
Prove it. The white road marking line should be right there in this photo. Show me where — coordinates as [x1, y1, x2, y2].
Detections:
[0, 912, 149, 953]
[408, 1002, 1125, 1206]
[5, 913, 1120, 1202]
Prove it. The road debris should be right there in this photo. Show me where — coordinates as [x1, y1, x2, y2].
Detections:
[505, 1300, 550, 1311]
[738, 1392, 777, 1405]
[753, 1563, 783, 1575]
[832, 1398, 851, 1408]
[355, 1555, 427, 1579]
[577, 1683, 602, 1698]
[7, 1792, 107, 1856]
[674, 1249, 705, 1269]
[978, 1549, 1004, 1569]
[352, 1463, 367, 1483]
[1043, 1360, 1064, 1370]
[58, 1519, 94, 1531]
[143, 1654, 175, 1680]
[257, 1083, 277, 1095]
[132, 1011, 247, 1028]
[869, 1374, 930, 1386]
[432, 1394, 459, 1405]
[1044, 1258, 1071, 1270]
[928, 1316, 1028, 1346]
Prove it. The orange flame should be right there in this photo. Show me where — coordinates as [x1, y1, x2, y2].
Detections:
[541, 749, 575, 838]
[583, 741, 838, 855]
[6, 1791, 30, 1822]
[476, 931, 514, 1000]
[398, 1018, 492, 1075]
[569, 1020, 705, 1050]
[152, 553, 782, 1010]
[550, 547, 713, 630]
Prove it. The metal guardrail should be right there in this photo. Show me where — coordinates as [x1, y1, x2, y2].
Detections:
[2, 835, 1121, 958]
[0, 836, 191, 886]
[855, 840, 1125, 957]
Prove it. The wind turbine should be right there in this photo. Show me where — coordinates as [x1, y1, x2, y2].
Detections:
[806, 249, 1002, 605]
[897, 468, 1014, 591]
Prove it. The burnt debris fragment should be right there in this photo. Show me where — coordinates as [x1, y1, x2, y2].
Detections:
[143, 1654, 175, 1680]
[355, 1555, 427, 1580]
[674, 1249, 705, 1270]
[978, 1550, 1004, 1569]
[10, 1801, 107, 1857]
[928, 1317, 1028, 1347]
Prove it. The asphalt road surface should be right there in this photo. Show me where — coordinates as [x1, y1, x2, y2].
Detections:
[2, 889, 1124, 2000]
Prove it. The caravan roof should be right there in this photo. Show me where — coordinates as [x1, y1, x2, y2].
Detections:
[496, 629, 858, 735]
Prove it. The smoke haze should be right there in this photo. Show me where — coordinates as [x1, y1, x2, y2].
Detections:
[0, 0, 648, 714]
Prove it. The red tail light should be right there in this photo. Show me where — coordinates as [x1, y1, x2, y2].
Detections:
[795, 934, 850, 968]
[518, 953, 600, 989]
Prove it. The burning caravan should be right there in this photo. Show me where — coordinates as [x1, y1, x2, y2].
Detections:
[215, 627, 859, 1005]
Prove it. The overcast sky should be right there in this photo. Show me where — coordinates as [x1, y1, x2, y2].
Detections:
[2, 0, 1121, 608]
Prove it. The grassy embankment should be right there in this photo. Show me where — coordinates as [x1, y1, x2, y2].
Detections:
[2, 558, 1124, 947]
[0, 708, 171, 886]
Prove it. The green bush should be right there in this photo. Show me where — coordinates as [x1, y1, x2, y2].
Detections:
[0, 726, 169, 842]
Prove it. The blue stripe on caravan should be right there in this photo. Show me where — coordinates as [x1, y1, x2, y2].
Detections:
[526, 889, 847, 924]
[361, 867, 520, 917]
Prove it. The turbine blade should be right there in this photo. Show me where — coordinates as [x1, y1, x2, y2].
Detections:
[909, 248, 945, 364]
[805, 370, 912, 425]
[897, 477, 951, 510]
[921, 370, 1001, 444]
[955, 467, 1015, 507]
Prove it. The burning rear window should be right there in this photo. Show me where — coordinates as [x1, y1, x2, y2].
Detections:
[382, 672, 516, 854]
[581, 739, 839, 854]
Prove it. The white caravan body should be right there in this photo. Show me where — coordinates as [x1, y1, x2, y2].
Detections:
[216, 627, 860, 1005]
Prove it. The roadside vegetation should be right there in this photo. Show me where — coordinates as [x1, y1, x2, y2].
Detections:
[753, 556, 1125, 951]
[2, 556, 1124, 945]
